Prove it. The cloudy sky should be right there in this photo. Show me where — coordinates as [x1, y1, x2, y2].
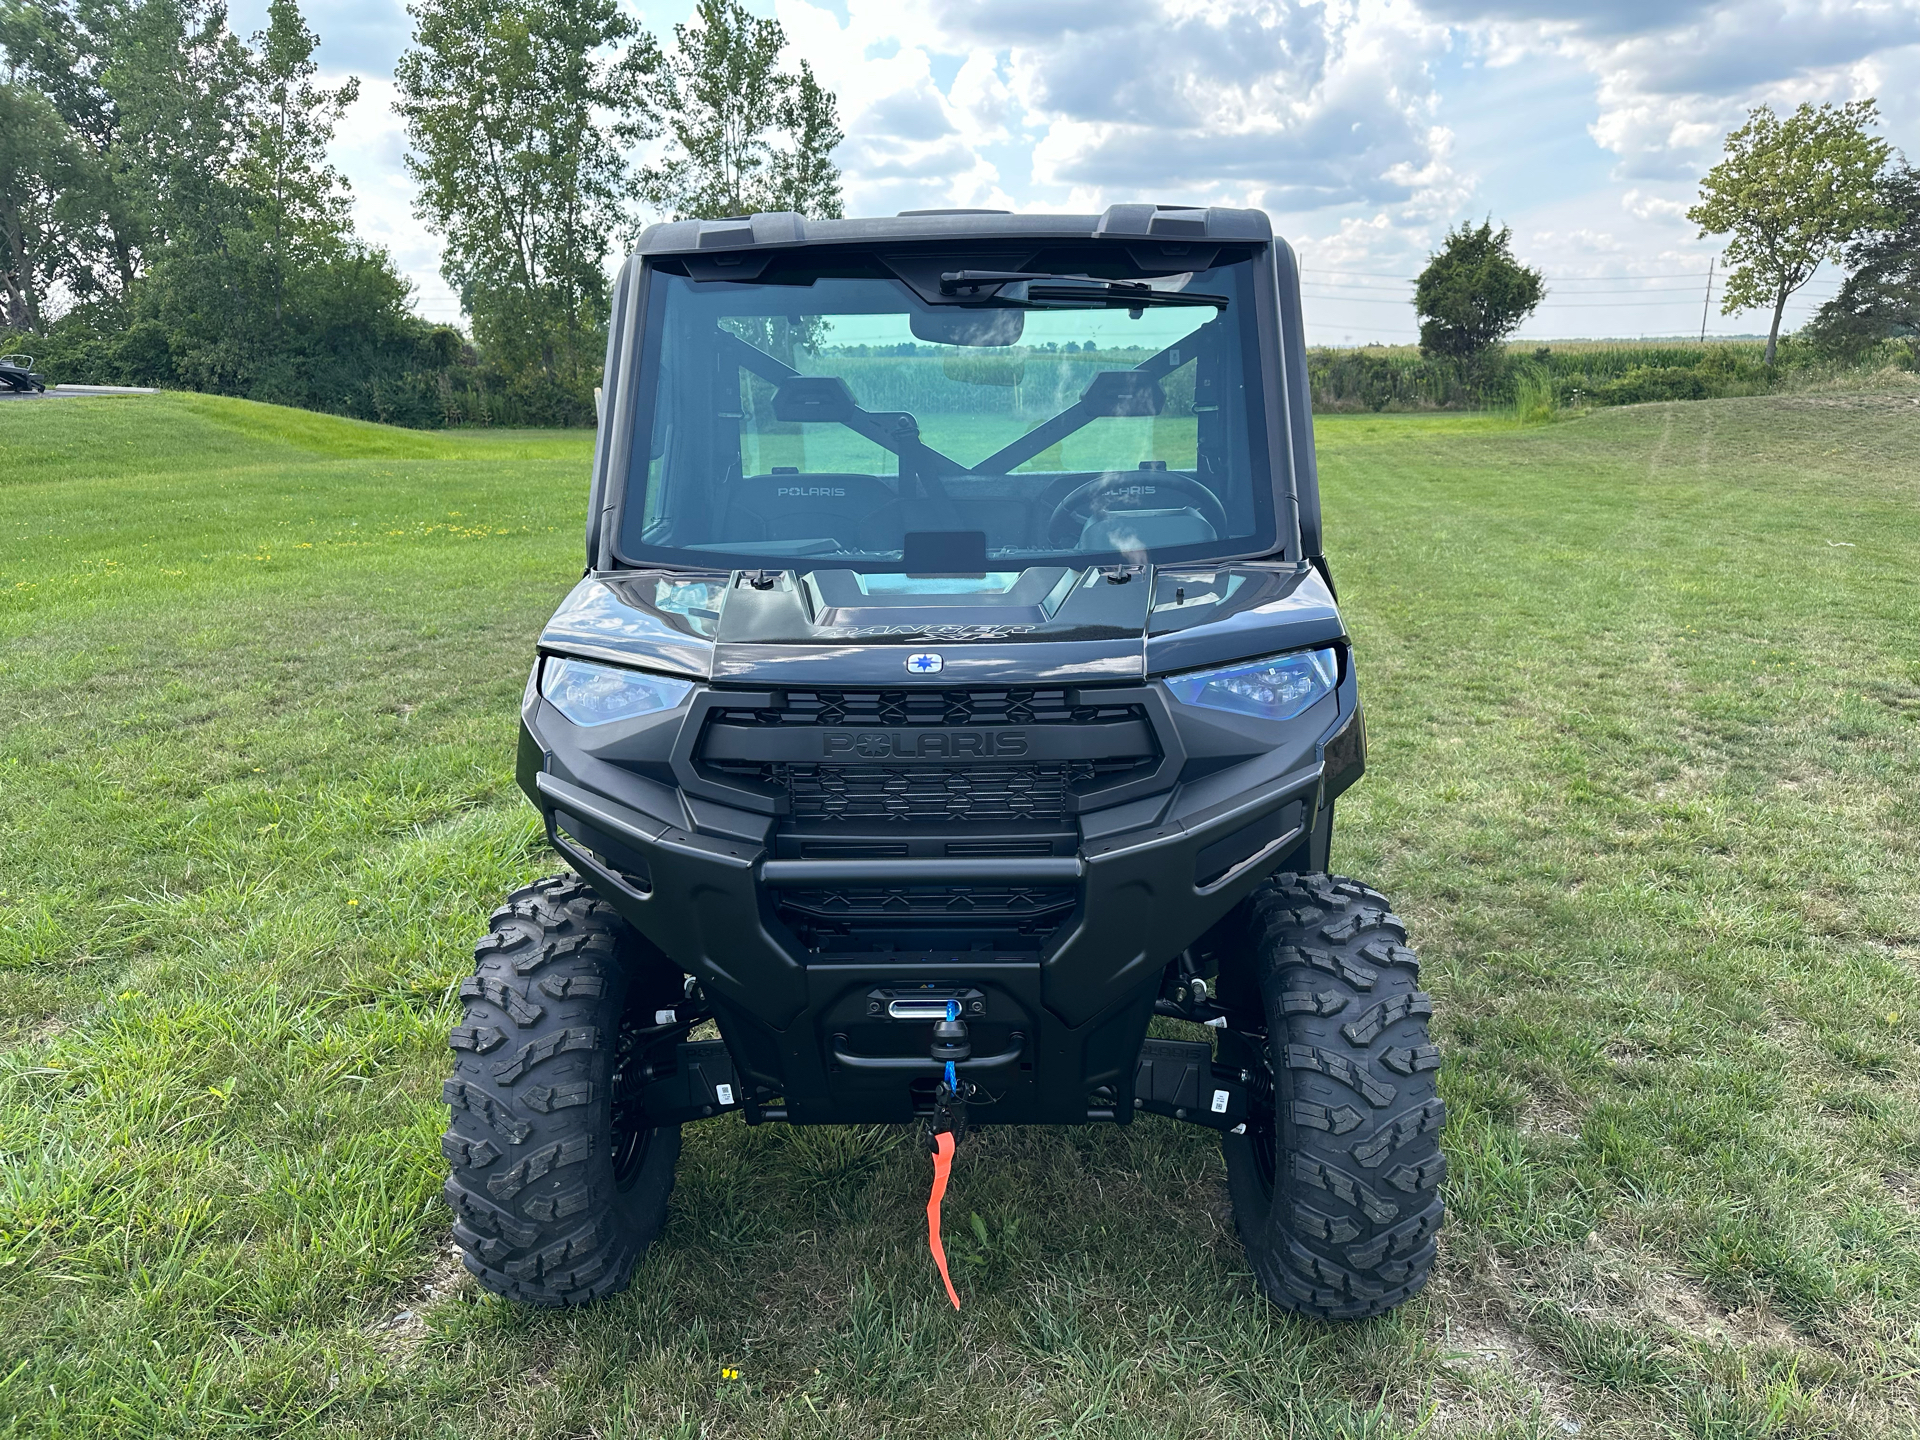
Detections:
[240, 0, 1918, 344]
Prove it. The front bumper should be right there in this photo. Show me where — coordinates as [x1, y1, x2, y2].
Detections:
[518, 669, 1363, 1125]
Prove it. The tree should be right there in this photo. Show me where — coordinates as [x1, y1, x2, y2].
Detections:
[1804, 161, 1919, 369]
[638, 0, 842, 221]
[1413, 219, 1543, 359]
[3, 0, 452, 419]
[93, 0, 252, 255]
[0, 79, 87, 330]
[0, 0, 201, 306]
[241, 0, 359, 315]
[113, 0, 390, 396]
[395, 0, 655, 392]
[1689, 99, 1892, 367]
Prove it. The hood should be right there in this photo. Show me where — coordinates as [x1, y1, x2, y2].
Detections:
[539, 564, 1344, 685]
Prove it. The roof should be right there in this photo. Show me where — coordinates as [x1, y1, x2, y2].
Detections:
[631, 205, 1274, 259]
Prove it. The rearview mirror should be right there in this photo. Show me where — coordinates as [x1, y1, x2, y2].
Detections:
[910, 309, 1026, 347]
[1081, 370, 1165, 417]
[771, 375, 857, 423]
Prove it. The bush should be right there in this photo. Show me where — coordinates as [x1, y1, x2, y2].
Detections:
[1307, 341, 1789, 414]
[1511, 363, 1558, 423]
[5, 294, 596, 430]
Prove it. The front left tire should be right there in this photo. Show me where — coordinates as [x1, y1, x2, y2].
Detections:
[1218, 873, 1446, 1319]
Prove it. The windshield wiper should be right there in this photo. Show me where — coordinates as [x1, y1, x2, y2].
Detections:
[938, 270, 1228, 310]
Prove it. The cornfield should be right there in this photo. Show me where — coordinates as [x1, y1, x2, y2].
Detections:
[1306, 340, 1783, 413]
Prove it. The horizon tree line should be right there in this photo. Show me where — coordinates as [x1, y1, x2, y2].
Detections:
[0, 0, 842, 422]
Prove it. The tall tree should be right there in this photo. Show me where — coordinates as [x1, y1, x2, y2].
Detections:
[395, 0, 655, 387]
[639, 0, 842, 221]
[1, 0, 147, 300]
[1413, 219, 1543, 359]
[98, 0, 251, 252]
[1805, 161, 1920, 369]
[0, 79, 87, 330]
[242, 0, 358, 295]
[1689, 99, 1892, 367]
[145, 0, 373, 392]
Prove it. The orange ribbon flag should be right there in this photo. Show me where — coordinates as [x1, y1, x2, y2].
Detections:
[927, 1130, 961, 1310]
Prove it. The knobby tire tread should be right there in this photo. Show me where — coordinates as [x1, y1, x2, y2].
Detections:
[1221, 872, 1445, 1319]
[442, 873, 681, 1306]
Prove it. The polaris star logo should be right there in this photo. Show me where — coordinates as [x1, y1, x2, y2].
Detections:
[824, 730, 1029, 759]
[906, 652, 943, 674]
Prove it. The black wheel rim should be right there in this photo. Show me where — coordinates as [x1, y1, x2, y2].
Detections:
[1240, 1033, 1279, 1199]
[609, 1015, 653, 1188]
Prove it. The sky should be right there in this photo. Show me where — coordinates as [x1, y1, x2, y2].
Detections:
[236, 0, 1920, 345]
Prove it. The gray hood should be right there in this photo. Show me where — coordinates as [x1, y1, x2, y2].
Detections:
[539, 563, 1344, 685]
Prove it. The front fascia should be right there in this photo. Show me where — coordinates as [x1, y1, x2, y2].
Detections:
[514, 662, 1358, 1118]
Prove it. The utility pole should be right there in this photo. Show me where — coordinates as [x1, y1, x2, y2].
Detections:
[1699, 257, 1714, 343]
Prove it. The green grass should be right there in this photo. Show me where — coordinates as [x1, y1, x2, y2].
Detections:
[4, 385, 1920, 1438]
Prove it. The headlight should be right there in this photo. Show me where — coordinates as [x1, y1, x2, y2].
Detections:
[1164, 648, 1339, 722]
[539, 657, 693, 726]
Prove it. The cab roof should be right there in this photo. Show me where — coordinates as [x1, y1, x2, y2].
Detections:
[632, 205, 1274, 260]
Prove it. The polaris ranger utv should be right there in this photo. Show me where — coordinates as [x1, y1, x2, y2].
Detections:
[443, 205, 1444, 1320]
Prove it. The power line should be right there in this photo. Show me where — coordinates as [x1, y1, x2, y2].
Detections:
[1303, 294, 1416, 306]
[1306, 265, 1738, 281]
[1303, 278, 1836, 297]
[1305, 291, 1836, 310]
[1303, 265, 1848, 285]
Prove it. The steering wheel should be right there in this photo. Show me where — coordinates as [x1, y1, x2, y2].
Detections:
[1045, 470, 1231, 549]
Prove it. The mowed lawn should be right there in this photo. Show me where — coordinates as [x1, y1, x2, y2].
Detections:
[2, 386, 1919, 1439]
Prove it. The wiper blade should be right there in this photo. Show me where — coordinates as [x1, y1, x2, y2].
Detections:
[940, 270, 1049, 295]
[938, 270, 1228, 310]
[1024, 283, 1226, 310]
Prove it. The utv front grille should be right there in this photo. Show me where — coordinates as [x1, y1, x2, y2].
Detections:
[777, 885, 1076, 922]
[775, 881, 1078, 950]
[784, 761, 1084, 823]
[699, 686, 1159, 824]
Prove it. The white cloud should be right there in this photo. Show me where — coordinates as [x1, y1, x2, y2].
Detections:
[771, 0, 1468, 223]
[326, 75, 462, 323]
[949, 49, 1017, 145]
[290, 0, 1917, 341]
[1620, 187, 1689, 221]
[1458, 0, 1920, 180]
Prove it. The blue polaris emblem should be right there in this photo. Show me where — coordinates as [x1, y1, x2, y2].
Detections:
[906, 652, 943, 674]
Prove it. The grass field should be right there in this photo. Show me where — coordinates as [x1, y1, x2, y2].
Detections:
[4, 385, 1920, 1438]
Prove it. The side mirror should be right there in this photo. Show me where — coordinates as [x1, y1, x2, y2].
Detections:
[1081, 370, 1166, 417]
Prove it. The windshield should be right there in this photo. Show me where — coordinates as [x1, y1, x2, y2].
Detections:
[616, 253, 1275, 572]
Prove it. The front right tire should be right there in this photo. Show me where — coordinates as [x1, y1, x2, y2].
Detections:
[1219, 873, 1446, 1319]
[442, 874, 683, 1306]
